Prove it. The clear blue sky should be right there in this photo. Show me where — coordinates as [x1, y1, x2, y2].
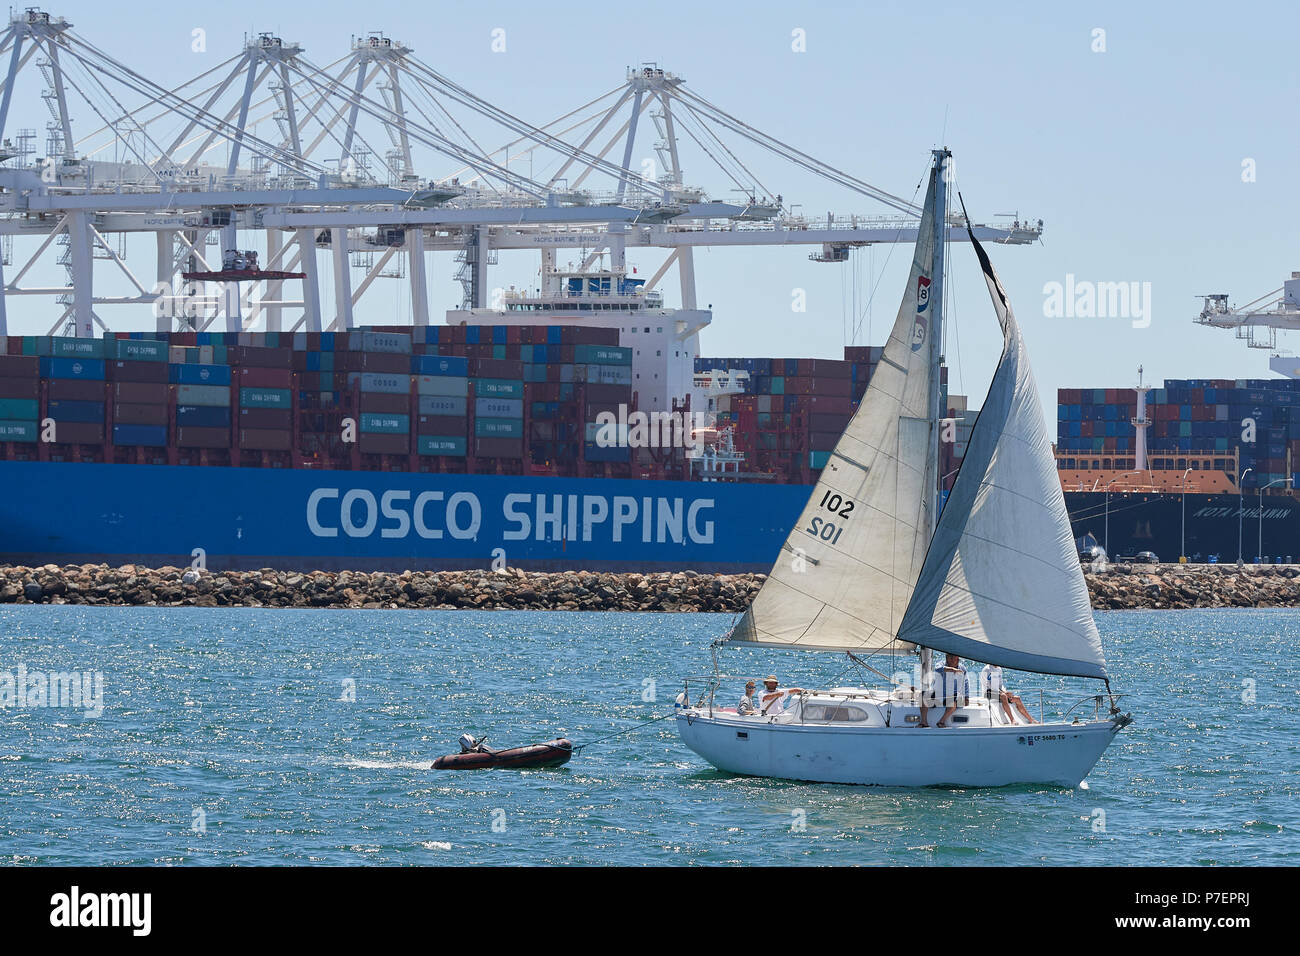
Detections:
[5, 0, 1297, 418]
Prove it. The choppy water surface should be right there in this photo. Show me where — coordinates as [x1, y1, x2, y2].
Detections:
[0, 606, 1295, 865]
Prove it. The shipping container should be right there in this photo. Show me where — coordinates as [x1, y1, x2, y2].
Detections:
[416, 414, 468, 435]
[348, 331, 412, 354]
[473, 379, 524, 399]
[40, 357, 105, 380]
[411, 354, 468, 377]
[176, 405, 231, 428]
[475, 417, 524, 438]
[357, 433, 411, 455]
[360, 412, 410, 434]
[116, 382, 172, 404]
[417, 395, 468, 416]
[239, 387, 291, 409]
[0, 378, 39, 399]
[168, 363, 232, 386]
[45, 399, 103, 423]
[113, 403, 170, 426]
[108, 360, 169, 383]
[475, 397, 524, 418]
[474, 437, 524, 458]
[358, 372, 411, 394]
[49, 422, 104, 443]
[416, 375, 468, 397]
[113, 423, 168, 446]
[239, 428, 292, 451]
[0, 420, 38, 442]
[237, 407, 292, 429]
[418, 435, 467, 456]
[109, 339, 168, 362]
[176, 426, 231, 449]
[237, 366, 293, 389]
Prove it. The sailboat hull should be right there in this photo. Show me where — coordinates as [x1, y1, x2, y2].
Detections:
[676, 712, 1124, 788]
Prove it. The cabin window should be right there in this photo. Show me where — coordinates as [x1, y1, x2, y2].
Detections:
[803, 704, 869, 722]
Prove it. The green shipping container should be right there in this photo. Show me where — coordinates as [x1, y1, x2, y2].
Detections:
[360, 412, 410, 434]
[0, 419, 38, 442]
[240, 387, 291, 408]
[110, 339, 169, 362]
[50, 336, 105, 358]
[492, 344, 507, 360]
[474, 417, 523, 438]
[473, 379, 524, 399]
[418, 435, 467, 457]
[770, 376, 785, 395]
[810, 450, 830, 469]
[0, 398, 39, 419]
[574, 344, 633, 366]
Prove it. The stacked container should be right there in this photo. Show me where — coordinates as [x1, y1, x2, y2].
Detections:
[0, 353, 41, 448]
[104, 336, 170, 449]
[173, 362, 233, 448]
[414, 354, 468, 458]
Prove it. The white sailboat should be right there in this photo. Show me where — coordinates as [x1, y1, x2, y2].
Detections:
[676, 150, 1132, 788]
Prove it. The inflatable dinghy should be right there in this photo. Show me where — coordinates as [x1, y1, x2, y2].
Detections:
[432, 735, 573, 770]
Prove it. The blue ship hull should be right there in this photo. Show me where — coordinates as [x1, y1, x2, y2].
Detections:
[0, 461, 812, 572]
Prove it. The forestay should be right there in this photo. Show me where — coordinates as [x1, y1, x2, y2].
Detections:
[727, 165, 941, 651]
[896, 222, 1107, 678]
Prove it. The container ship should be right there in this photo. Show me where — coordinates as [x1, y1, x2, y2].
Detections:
[5, 286, 1300, 569]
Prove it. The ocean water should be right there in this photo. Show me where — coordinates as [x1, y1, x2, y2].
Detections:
[0, 605, 1296, 866]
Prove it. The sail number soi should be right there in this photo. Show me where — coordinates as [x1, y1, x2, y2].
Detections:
[806, 490, 855, 545]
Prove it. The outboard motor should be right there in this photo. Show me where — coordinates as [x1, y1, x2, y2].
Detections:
[458, 733, 480, 753]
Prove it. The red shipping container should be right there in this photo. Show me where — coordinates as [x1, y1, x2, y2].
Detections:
[49, 379, 106, 401]
[176, 426, 229, 448]
[806, 359, 853, 378]
[359, 392, 410, 414]
[239, 428, 292, 451]
[417, 415, 468, 434]
[809, 412, 851, 432]
[585, 383, 629, 403]
[0, 376, 39, 399]
[108, 360, 169, 383]
[471, 358, 524, 378]
[237, 407, 292, 429]
[358, 433, 410, 455]
[237, 366, 293, 388]
[0, 355, 39, 376]
[229, 346, 292, 368]
[112, 381, 170, 404]
[53, 422, 104, 444]
[113, 403, 169, 425]
[475, 437, 523, 458]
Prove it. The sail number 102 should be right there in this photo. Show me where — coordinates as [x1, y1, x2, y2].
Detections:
[806, 490, 855, 546]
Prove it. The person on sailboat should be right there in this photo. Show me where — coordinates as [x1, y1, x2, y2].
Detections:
[935, 654, 968, 728]
[738, 680, 758, 716]
[759, 676, 804, 716]
[980, 663, 1037, 725]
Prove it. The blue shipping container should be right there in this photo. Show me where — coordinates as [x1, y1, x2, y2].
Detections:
[47, 400, 105, 423]
[40, 357, 106, 380]
[169, 363, 233, 386]
[176, 405, 232, 428]
[113, 423, 168, 447]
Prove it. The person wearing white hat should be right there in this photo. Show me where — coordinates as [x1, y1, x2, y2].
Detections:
[759, 675, 804, 716]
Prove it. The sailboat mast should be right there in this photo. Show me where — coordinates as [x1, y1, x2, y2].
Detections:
[928, 147, 950, 533]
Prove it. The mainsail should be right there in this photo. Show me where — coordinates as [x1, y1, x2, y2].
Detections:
[896, 220, 1107, 679]
[727, 161, 943, 651]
